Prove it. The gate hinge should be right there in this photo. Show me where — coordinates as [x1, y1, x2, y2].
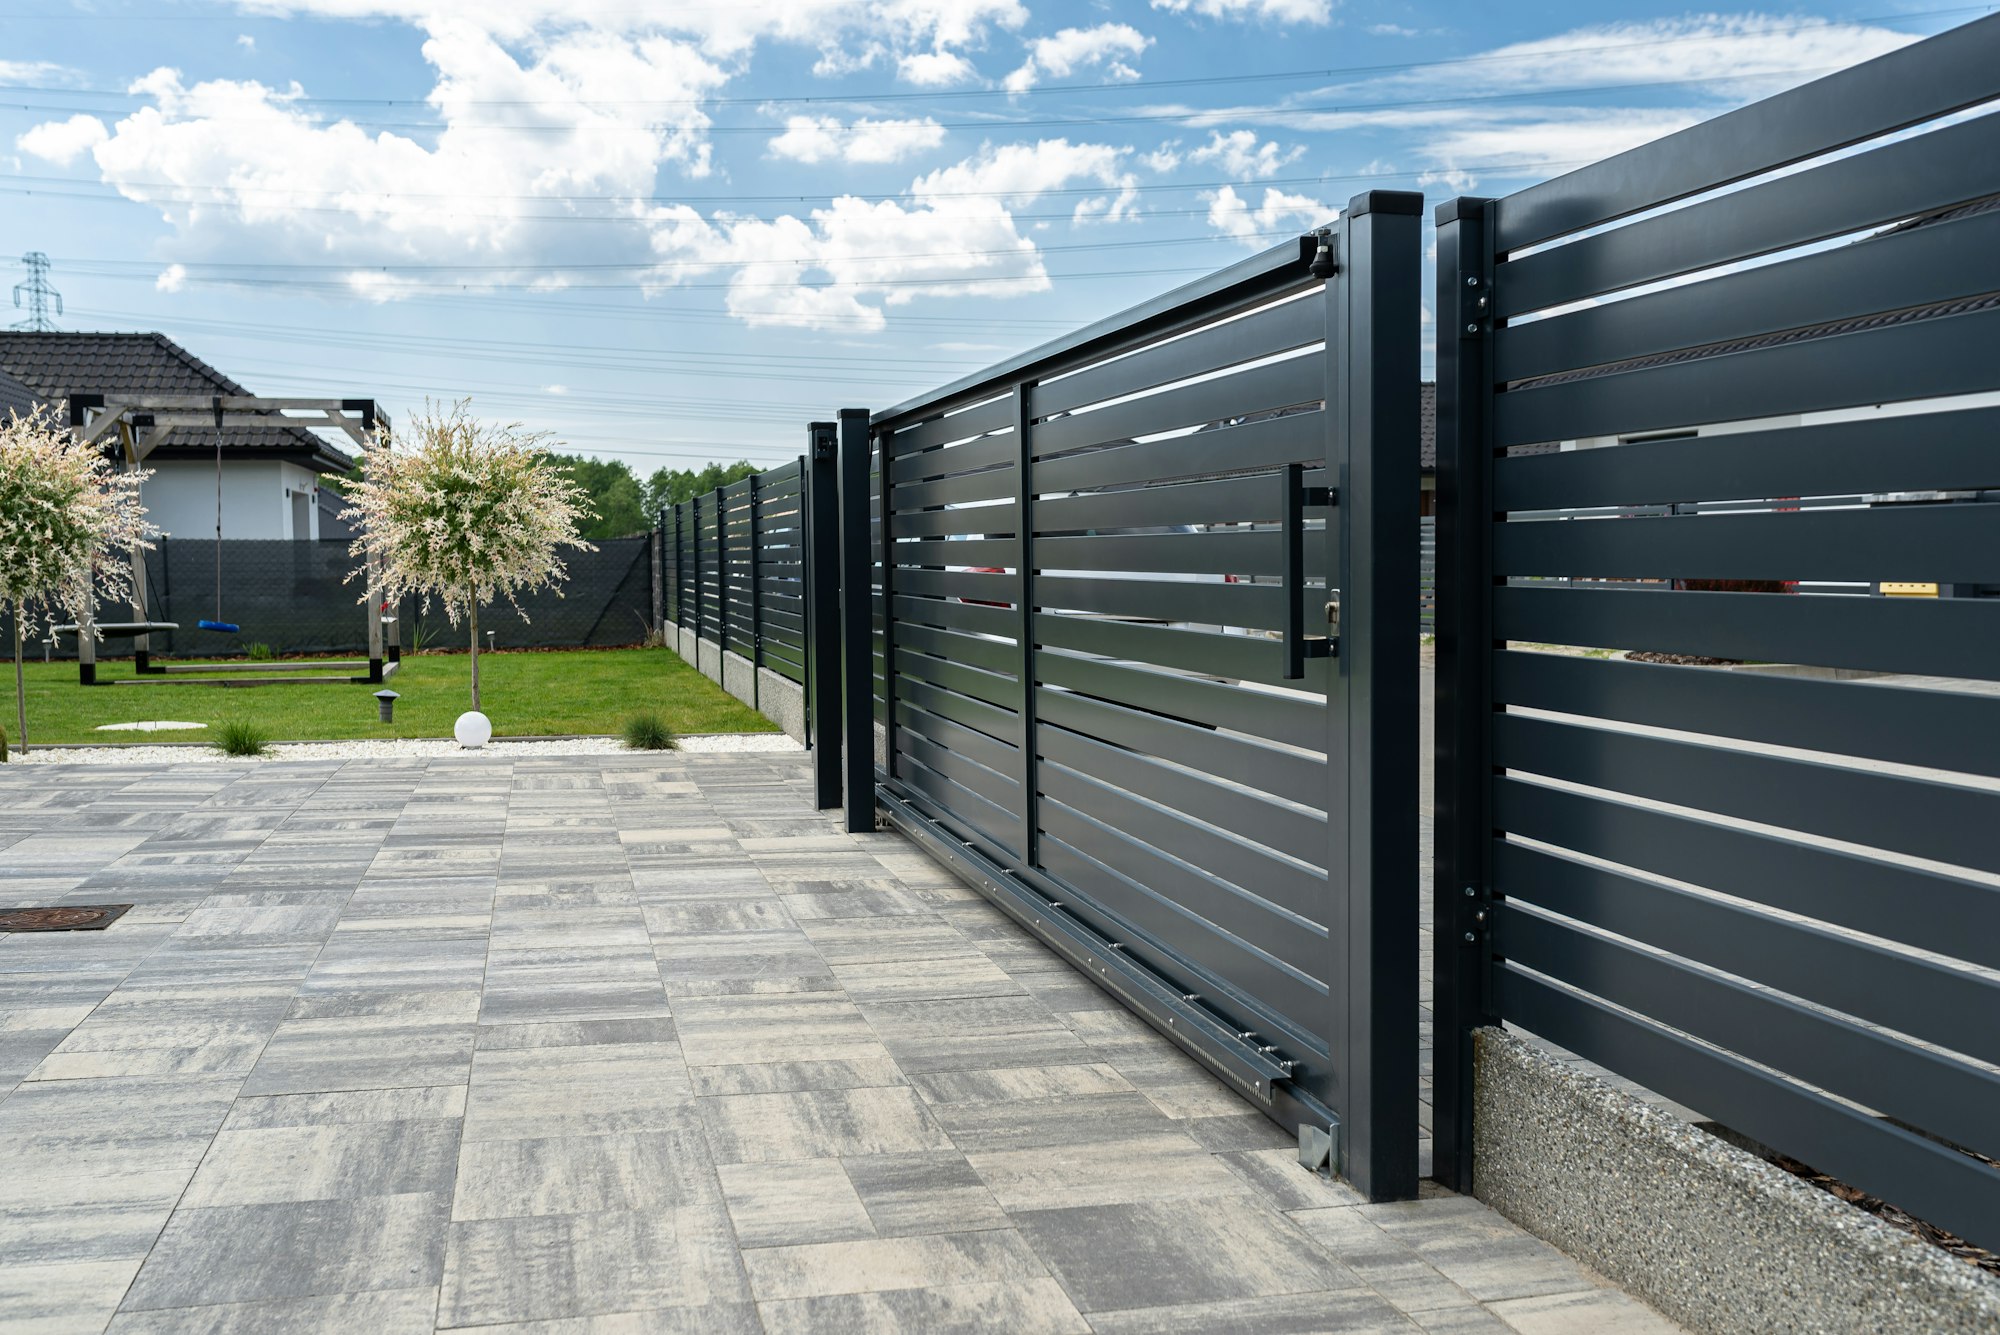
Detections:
[1459, 273, 1491, 339]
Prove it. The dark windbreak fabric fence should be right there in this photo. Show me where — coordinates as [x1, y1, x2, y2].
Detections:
[1434, 14, 2000, 1249]
[660, 458, 808, 688]
[855, 198, 1425, 1198]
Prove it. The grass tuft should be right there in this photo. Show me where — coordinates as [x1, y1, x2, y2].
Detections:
[214, 720, 270, 757]
[622, 711, 677, 751]
[245, 642, 277, 662]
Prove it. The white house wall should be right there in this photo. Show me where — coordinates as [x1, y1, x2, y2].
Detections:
[138, 459, 326, 541]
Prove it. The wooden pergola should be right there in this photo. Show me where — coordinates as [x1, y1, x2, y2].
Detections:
[62, 393, 399, 686]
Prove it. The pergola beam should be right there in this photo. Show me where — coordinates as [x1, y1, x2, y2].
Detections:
[71, 395, 389, 462]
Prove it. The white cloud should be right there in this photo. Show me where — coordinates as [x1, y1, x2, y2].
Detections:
[16, 113, 108, 165]
[155, 263, 187, 292]
[1406, 15, 1915, 95]
[1004, 23, 1150, 94]
[1205, 184, 1330, 246]
[233, 0, 1029, 82]
[647, 138, 1137, 329]
[1188, 129, 1301, 179]
[1140, 141, 1182, 173]
[236, 34, 256, 51]
[1368, 23, 1418, 37]
[544, 384, 569, 394]
[0, 59, 79, 84]
[898, 47, 979, 86]
[35, 20, 727, 296]
[1150, 0, 1331, 24]
[769, 115, 946, 164]
[1145, 16, 1919, 194]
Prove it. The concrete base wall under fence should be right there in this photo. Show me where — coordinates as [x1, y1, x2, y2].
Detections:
[677, 626, 697, 664]
[721, 651, 757, 710]
[756, 667, 806, 744]
[697, 638, 722, 685]
[1472, 1028, 2000, 1335]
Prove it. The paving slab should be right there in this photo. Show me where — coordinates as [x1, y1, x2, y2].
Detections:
[0, 753, 1680, 1334]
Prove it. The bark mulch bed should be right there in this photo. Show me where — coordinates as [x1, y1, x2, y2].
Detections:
[1625, 651, 1743, 667]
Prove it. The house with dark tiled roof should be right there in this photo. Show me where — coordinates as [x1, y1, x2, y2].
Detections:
[0, 331, 355, 542]
[0, 365, 36, 421]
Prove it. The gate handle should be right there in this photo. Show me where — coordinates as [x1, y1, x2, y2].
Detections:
[1281, 463, 1336, 679]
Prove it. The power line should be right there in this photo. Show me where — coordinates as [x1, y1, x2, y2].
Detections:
[45, 261, 1242, 294]
[0, 158, 1549, 208]
[49, 226, 1310, 275]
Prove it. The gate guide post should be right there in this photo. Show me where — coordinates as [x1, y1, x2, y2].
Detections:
[808, 421, 843, 810]
[1327, 190, 1424, 1201]
[836, 408, 876, 832]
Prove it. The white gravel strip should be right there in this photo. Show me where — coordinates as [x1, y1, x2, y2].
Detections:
[9, 732, 802, 764]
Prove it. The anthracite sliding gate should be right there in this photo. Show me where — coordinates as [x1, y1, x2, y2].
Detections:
[845, 195, 1424, 1197]
[1434, 17, 2000, 1247]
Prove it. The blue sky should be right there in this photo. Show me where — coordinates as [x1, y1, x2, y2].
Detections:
[1, 0, 1985, 476]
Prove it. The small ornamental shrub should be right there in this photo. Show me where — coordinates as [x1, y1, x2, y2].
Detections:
[0, 407, 154, 753]
[342, 401, 591, 713]
[622, 712, 677, 751]
[214, 720, 269, 757]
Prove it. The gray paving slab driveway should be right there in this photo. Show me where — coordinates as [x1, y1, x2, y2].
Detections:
[0, 753, 1680, 1334]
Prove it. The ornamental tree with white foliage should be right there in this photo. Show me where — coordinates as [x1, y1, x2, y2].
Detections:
[0, 406, 154, 755]
[341, 401, 592, 714]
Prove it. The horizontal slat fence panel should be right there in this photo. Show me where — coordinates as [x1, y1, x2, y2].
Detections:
[1435, 14, 2000, 1237]
[660, 455, 813, 686]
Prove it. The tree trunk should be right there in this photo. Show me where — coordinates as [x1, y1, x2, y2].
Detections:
[469, 602, 480, 713]
[13, 602, 26, 756]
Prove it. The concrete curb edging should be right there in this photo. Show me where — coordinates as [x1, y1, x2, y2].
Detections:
[1473, 1028, 2000, 1335]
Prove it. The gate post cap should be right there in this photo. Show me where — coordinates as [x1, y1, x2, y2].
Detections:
[1344, 189, 1424, 218]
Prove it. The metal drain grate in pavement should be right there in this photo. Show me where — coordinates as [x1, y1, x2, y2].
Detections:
[0, 905, 134, 932]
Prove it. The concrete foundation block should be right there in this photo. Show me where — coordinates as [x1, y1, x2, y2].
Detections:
[721, 650, 757, 708]
[756, 667, 807, 744]
[1472, 1028, 2000, 1335]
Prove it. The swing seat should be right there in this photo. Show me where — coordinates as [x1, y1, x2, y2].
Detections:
[198, 619, 241, 634]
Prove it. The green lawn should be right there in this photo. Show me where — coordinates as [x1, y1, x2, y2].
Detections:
[4, 647, 778, 746]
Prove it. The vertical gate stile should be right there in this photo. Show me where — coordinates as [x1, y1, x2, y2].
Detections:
[808, 422, 843, 810]
[1331, 192, 1424, 1201]
[1432, 196, 1500, 1195]
[836, 408, 876, 832]
[1014, 382, 1039, 865]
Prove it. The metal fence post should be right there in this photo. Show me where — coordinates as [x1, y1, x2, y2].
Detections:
[650, 517, 664, 637]
[808, 423, 843, 809]
[713, 484, 728, 658]
[748, 472, 763, 708]
[1432, 195, 1501, 1195]
[690, 493, 704, 647]
[1326, 190, 1424, 1201]
[837, 408, 876, 832]
[1013, 383, 1039, 864]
